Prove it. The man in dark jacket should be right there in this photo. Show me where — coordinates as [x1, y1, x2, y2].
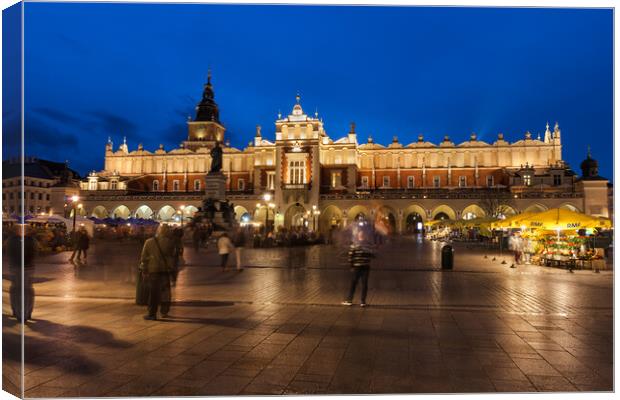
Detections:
[6, 225, 37, 322]
[342, 229, 374, 307]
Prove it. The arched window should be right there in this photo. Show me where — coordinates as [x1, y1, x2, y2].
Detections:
[152, 180, 159, 191]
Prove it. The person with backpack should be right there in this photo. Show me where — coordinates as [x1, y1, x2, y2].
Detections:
[217, 232, 234, 271]
[342, 228, 375, 307]
[138, 224, 175, 320]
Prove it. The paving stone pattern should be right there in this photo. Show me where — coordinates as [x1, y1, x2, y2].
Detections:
[2, 237, 613, 396]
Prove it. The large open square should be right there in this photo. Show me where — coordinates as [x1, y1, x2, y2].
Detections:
[3, 238, 613, 396]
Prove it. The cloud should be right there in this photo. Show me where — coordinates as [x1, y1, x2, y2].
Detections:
[33, 107, 86, 126]
[88, 111, 140, 140]
[24, 116, 80, 150]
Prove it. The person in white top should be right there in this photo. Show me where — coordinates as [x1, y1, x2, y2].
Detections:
[217, 233, 235, 271]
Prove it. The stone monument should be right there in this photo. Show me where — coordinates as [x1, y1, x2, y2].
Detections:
[204, 141, 226, 200]
[196, 141, 236, 230]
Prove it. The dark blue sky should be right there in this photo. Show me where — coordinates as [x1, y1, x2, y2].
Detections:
[4, 3, 614, 179]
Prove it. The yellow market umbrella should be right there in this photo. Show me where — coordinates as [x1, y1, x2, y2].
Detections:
[491, 212, 537, 229]
[461, 217, 498, 229]
[517, 208, 612, 231]
[425, 219, 448, 227]
[597, 217, 613, 229]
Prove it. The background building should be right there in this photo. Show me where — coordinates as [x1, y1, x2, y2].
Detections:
[78, 77, 610, 233]
[2, 157, 81, 217]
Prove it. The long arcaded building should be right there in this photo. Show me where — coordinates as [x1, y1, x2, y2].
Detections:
[73, 74, 610, 233]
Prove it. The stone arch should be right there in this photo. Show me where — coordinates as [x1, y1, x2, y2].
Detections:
[523, 203, 548, 214]
[134, 205, 154, 219]
[498, 204, 517, 218]
[284, 203, 307, 228]
[91, 205, 109, 219]
[70, 206, 87, 218]
[461, 204, 486, 220]
[559, 203, 581, 212]
[374, 205, 397, 233]
[319, 205, 344, 233]
[112, 205, 131, 219]
[347, 205, 370, 223]
[234, 205, 250, 222]
[402, 204, 426, 234]
[431, 204, 456, 220]
[157, 205, 176, 221]
[183, 205, 199, 218]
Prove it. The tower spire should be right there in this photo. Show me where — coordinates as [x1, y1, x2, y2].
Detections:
[194, 70, 220, 123]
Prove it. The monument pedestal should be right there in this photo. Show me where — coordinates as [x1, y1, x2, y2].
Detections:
[201, 172, 234, 231]
[204, 172, 226, 201]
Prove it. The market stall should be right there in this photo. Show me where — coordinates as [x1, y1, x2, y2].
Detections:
[502, 209, 612, 270]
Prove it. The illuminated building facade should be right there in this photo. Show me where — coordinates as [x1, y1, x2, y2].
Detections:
[77, 76, 610, 233]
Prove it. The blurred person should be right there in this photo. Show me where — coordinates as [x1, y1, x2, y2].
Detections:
[138, 224, 175, 320]
[342, 229, 375, 307]
[68, 228, 82, 262]
[76, 226, 90, 263]
[217, 232, 234, 271]
[6, 225, 38, 322]
[233, 228, 245, 271]
[509, 232, 523, 265]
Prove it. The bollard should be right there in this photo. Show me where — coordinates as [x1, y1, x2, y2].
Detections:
[441, 245, 454, 270]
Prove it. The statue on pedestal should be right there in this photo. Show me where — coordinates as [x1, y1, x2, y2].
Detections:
[210, 141, 223, 173]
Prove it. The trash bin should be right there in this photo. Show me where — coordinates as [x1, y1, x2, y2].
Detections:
[442, 245, 454, 270]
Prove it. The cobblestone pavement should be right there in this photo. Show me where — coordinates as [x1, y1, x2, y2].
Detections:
[2, 237, 613, 396]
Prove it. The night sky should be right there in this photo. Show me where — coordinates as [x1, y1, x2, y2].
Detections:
[3, 3, 613, 180]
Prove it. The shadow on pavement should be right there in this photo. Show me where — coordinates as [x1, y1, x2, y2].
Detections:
[2, 329, 103, 375]
[25, 319, 132, 349]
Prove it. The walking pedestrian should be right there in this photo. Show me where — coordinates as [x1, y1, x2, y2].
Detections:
[217, 232, 234, 271]
[76, 226, 90, 263]
[139, 224, 175, 320]
[233, 228, 245, 271]
[68, 228, 81, 262]
[342, 229, 375, 307]
[6, 225, 37, 322]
